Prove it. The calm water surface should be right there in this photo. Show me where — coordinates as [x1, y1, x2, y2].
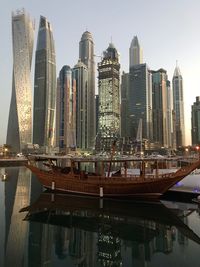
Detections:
[0, 166, 200, 267]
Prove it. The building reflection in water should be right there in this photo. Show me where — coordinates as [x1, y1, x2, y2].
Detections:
[21, 193, 200, 267]
[1, 168, 200, 267]
[0, 167, 42, 267]
[5, 167, 31, 266]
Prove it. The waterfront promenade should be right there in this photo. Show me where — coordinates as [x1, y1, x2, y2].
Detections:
[0, 157, 28, 166]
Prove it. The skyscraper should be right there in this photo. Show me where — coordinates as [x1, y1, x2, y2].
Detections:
[56, 66, 76, 152]
[191, 96, 200, 146]
[152, 69, 172, 148]
[98, 43, 120, 150]
[128, 36, 152, 143]
[129, 36, 143, 68]
[33, 16, 56, 150]
[172, 64, 185, 147]
[166, 80, 174, 148]
[121, 72, 129, 137]
[129, 63, 153, 141]
[79, 31, 95, 149]
[7, 9, 34, 152]
[72, 60, 88, 149]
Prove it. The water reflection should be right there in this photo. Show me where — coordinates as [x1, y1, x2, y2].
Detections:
[1, 167, 200, 267]
[22, 193, 200, 267]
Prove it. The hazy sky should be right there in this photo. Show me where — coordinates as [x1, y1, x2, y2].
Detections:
[1, 0, 200, 145]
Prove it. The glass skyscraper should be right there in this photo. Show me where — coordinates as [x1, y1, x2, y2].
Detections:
[121, 72, 129, 138]
[33, 16, 56, 150]
[98, 43, 120, 150]
[191, 96, 200, 146]
[7, 9, 34, 152]
[152, 69, 172, 148]
[79, 31, 95, 149]
[129, 36, 143, 68]
[129, 63, 153, 141]
[72, 60, 88, 149]
[172, 64, 185, 147]
[56, 65, 76, 152]
[128, 37, 152, 142]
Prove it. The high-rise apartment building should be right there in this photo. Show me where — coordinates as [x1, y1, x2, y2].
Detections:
[166, 80, 174, 148]
[95, 95, 99, 136]
[98, 43, 120, 150]
[129, 36, 143, 68]
[172, 64, 185, 147]
[129, 64, 153, 141]
[121, 72, 129, 137]
[7, 9, 34, 152]
[79, 31, 95, 149]
[152, 69, 172, 148]
[191, 96, 200, 146]
[72, 60, 89, 149]
[33, 16, 56, 150]
[56, 66, 76, 152]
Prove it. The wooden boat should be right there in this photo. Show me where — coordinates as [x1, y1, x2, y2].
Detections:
[26, 156, 200, 199]
[20, 192, 200, 245]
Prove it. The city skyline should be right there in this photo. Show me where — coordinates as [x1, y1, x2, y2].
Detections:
[1, 0, 200, 146]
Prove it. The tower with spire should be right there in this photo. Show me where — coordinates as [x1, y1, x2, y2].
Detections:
[79, 31, 95, 149]
[33, 16, 56, 150]
[129, 36, 143, 68]
[127, 36, 152, 142]
[172, 62, 185, 147]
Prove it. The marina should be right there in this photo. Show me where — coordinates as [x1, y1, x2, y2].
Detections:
[0, 166, 200, 266]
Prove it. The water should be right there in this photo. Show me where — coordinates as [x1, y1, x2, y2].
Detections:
[1, 166, 200, 267]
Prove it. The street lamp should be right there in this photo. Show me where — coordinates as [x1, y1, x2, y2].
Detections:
[4, 148, 8, 157]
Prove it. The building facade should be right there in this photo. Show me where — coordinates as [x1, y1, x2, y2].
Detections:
[79, 31, 95, 149]
[72, 60, 89, 150]
[172, 64, 185, 147]
[33, 16, 56, 150]
[95, 95, 99, 137]
[121, 72, 129, 138]
[129, 36, 143, 68]
[7, 9, 34, 152]
[98, 43, 120, 151]
[191, 96, 200, 146]
[128, 63, 153, 141]
[152, 69, 172, 148]
[56, 66, 76, 152]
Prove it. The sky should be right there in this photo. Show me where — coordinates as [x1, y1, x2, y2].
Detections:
[1, 0, 200, 146]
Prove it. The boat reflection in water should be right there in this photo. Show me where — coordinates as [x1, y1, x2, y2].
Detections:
[20, 193, 200, 266]
[0, 168, 8, 181]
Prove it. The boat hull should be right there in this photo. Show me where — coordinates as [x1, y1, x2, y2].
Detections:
[27, 165, 190, 199]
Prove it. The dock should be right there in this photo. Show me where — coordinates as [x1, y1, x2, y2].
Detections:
[0, 157, 28, 167]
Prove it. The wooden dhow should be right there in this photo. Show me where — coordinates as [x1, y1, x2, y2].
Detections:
[26, 156, 200, 199]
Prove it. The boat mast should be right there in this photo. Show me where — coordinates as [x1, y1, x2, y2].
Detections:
[107, 140, 116, 177]
[136, 118, 143, 157]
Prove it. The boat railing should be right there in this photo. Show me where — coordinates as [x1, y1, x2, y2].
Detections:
[84, 172, 176, 183]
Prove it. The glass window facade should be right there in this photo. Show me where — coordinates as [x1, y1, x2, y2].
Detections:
[33, 16, 56, 149]
[98, 44, 120, 150]
[7, 10, 34, 152]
